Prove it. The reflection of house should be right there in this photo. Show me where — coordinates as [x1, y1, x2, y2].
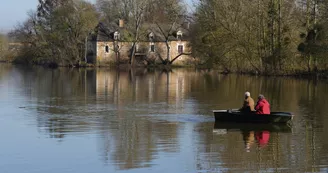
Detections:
[87, 20, 194, 66]
[95, 68, 192, 106]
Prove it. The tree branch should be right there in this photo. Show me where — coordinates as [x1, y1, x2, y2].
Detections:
[169, 52, 192, 64]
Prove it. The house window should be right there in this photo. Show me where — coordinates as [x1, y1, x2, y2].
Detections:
[151, 45, 155, 52]
[150, 43, 155, 52]
[149, 32, 154, 41]
[105, 45, 109, 53]
[178, 45, 183, 54]
[114, 31, 120, 40]
[177, 31, 183, 40]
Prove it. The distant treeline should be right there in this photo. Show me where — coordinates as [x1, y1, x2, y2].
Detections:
[192, 0, 328, 75]
[8, 0, 99, 67]
[0, 33, 9, 61]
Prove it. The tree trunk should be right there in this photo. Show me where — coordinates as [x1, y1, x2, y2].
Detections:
[257, 0, 264, 71]
[277, 0, 282, 70]
[130, 42, 136, 67]
[166, 41, 170, 63]
[306, 0, 310, 30]
[313, 0, 318, 73]
[314, 57, 318, 72]
[306, 0, 312, 72]
[114, 41, 120, 65]
[84, 35, 88, 63]
[115, 52, 120, 65]
[270, 0, 275, 69]
[308, 55, 312, 73]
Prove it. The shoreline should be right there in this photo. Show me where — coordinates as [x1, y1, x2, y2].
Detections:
[1, 61, 328, 79]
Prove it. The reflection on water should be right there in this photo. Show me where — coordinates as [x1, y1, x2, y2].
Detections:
[1, 64, 328, 173]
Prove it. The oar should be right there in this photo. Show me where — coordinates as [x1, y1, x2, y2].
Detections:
[213, 109, 240, 112]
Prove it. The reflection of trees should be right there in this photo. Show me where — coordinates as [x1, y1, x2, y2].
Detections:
[99, 116, 181, 170]
[99, 117, 156, 169]
[193, 122, 298, 172]
[96, 68, 187, 170]
[13, 67, 97, 139]
[0, 64, 12, 82]
[45, 116, 90, 140]
[188, 74, 305, 112]
[297, 79, 328, 172]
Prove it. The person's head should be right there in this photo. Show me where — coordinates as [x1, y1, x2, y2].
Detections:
[245, 91, 250, 98]
[258, 94, 265, 100]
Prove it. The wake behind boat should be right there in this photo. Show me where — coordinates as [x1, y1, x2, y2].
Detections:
[213, 110, 294, 124]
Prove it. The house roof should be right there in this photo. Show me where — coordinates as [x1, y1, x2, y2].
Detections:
[144, 23, 190, 42]
[95, 22, 118, 41]
[94, 19, 191, 42]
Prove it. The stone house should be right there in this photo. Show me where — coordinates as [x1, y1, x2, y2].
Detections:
[86, 20, 194, 66]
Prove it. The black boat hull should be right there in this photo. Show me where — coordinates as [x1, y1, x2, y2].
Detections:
[213, 110, 293, 124]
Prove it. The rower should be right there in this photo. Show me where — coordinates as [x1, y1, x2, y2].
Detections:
[255, 94, 270, 114]
[240, 91, 255, 113]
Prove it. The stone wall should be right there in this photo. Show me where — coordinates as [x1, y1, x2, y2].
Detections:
[94, 40, 194, 66]
[96, 42, 131, 66]
[169, 41, 193, 65]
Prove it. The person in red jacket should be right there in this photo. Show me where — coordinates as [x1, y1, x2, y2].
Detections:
[255, 94, 270, 114]
[255, 131, 270, 147]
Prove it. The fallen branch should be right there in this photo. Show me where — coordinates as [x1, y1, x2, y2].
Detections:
[169, 52, 192, 64]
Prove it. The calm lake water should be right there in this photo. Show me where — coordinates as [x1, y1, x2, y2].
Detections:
[1, 64, 328, 173]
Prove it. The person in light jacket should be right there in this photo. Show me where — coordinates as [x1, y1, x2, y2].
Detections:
[240, 91, 255, 113]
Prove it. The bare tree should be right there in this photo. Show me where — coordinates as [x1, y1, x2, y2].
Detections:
[192, 0, 303, 74]
[124, 0, 150, 66]
[10, 0, 99, 66]
[149, 0, 188, 64]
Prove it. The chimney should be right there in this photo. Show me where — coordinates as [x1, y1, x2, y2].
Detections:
[119, 19, 124, 28]
[183, 22, 190, 30]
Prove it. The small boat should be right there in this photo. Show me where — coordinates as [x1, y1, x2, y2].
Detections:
[213, 110, 293, 124]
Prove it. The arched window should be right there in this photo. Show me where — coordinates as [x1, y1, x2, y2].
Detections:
[178, 44, 183, 54]
[150, 42, 155, 52]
